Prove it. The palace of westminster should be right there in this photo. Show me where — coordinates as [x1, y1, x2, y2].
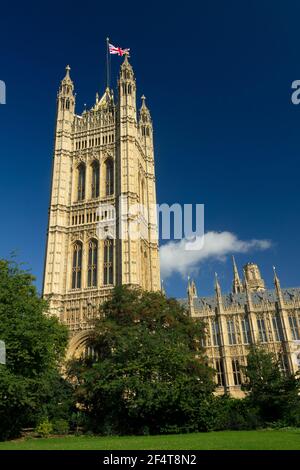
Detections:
[43, 56, 300, 396]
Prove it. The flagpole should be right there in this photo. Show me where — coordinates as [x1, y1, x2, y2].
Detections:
[106, 37, 110, 89]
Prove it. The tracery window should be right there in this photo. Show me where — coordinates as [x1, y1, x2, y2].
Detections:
[289, 316, 300, 340]
[72, 241, 82, 289]
[103, 238, 113, 285]
[105, 159, 114, 196]
[77, 163, 86, 201]
[91, 161, 100, 198]
[211, 319, 221, 346]
[87, 239, 98, 287]
[257, 318, 268, 343]
[215, 359, 226, 387]
[241, 317, 251, 344]
[227, 319, 237, 345]
[272, 316, 282, 341]
[232, 359, 242, 385]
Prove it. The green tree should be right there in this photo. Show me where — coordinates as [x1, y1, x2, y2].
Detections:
[242, 346, 300, 425]
[68, 286, 215, 435]
[0, 259, 69, 439]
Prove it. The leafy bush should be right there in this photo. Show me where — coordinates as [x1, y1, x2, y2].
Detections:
[212, 396, 262, 431]
[52, 419, 69, 435]
[35, 419, 53, 437]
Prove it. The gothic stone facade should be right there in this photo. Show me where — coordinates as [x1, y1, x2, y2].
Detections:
[43, 57, 160, 357]
[182, 259, 300, 397]
[43, 58, 300, 395]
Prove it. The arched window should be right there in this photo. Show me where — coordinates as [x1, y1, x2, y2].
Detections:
[91, 161, 100, 198]
[77, 163, 86, 201]
[232, 359, 242, 385]
[105, 159, 114, 196]
[72, 241, 82, 289]
[87, 239, 98, 287]
[103, 238, 113, 285]
[215, 359, 226, 387]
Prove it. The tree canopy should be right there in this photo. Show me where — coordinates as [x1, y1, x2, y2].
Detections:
[68, 286, 215, 435]
[0, 259, 69, 439]
[242, 346, 300, 425]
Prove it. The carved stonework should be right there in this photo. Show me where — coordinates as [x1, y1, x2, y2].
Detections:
[43, 57, 160, 362]
[70, 231, 85, 242]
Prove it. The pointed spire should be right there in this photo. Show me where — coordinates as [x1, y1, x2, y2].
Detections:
[57, 64, 75, 114]
[62, 64, 73, 85]
[273, 266, 283, 303]
[187, 278, 197, 299]
[273, 267, 285, 309]
[187, 276, 197, 316]
[94, 87, 114, 110]
[243, 267, 249, 289]
[139, 94, 152, 132]
[118, 52, 136, 116]
[232, 255, 239, 276]
[120, 52, 133, 73]
[215, 272, 221, 296]
[232, 255, 243, 294]
[140, 94, 150, 114]
[214, 273, 223, 312]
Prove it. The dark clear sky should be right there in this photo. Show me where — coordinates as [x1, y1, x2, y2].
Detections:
[1, 0, 300, 298]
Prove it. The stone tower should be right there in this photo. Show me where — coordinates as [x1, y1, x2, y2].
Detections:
[243, 262, 265, 292]
[43, 57, 160, 355]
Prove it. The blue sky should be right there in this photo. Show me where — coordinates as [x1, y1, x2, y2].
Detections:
[0, 0, 300, 298]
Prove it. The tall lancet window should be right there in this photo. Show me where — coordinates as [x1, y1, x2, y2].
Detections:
[72, 241, 82, 289]
[103, 238, 113, 285]
[77, 163, 86, 201]
[105, 159, 114, 196]
[87, 239, 98, 287]
[91, 161, 100, 198]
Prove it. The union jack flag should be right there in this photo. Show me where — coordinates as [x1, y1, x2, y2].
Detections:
[109, 43, 130, 56]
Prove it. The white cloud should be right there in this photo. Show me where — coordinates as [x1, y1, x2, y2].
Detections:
[160, 231, 272, 279]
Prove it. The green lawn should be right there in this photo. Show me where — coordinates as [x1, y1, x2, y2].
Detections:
[1, 430, 300, 450]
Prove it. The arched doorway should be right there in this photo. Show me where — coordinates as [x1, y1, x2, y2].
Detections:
[66, 330, 93, 360]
